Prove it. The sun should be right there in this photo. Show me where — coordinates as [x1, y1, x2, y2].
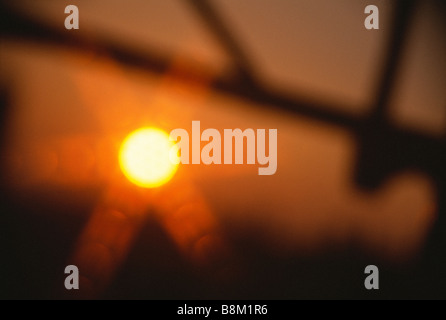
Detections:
[119, 127, 179, 188]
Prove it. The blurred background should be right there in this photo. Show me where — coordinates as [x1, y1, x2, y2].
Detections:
[0, 0, 445, 299]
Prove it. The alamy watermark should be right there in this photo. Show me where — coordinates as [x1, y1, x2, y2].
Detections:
[169, 121, 277, 175]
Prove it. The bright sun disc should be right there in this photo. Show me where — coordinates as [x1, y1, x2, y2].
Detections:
[119, 127, 179, 188]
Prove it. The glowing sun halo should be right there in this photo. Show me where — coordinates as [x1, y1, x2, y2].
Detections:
[119, 127, 179, 188]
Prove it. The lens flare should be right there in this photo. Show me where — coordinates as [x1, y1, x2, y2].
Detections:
[119, 127, 179, 188]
